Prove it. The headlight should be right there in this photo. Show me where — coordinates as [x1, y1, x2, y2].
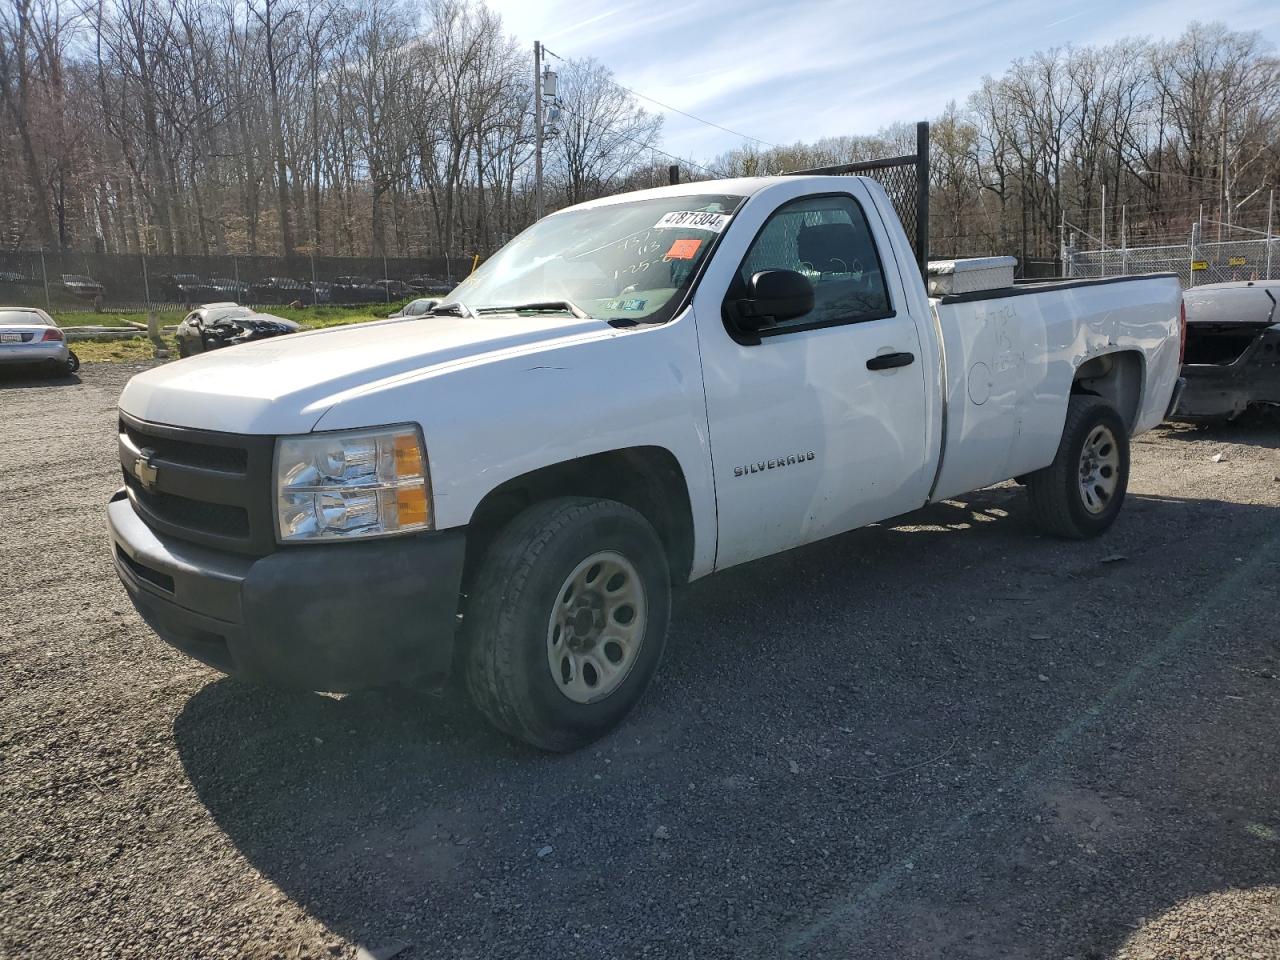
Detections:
[274, 425, 432, 542]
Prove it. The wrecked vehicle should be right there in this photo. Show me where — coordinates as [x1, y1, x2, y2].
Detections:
[174, 303, 301, 358]
[1174, 280, 1280, 420]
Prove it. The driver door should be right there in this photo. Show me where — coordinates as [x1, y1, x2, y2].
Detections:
[691, 182, 934, 570]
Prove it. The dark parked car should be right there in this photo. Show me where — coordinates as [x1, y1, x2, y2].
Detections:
[1173, 280, 1280, 420]
[407, 275, 452, 293]
[157, 273, 215, 303]
[0, 271, 33, 287]
[330, 276, 384, 303]
[207, 277, 251, 300]
[248, 277, 316, 305]
[373, 279, 412, 299]
[61, 274, 106, 301]
[174, 303, 301, 358]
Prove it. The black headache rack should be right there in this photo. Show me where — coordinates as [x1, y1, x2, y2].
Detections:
[787, 120, 930, 282]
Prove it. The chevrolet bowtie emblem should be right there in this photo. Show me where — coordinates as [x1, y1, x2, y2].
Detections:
[134, 453, 159, 491]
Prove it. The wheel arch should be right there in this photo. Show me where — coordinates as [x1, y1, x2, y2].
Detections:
[1071, 348, 1145, 434]
[463, 446, 696, 591]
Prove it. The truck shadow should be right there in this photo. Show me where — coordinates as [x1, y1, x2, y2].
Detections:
[173, 489, 1280, 959]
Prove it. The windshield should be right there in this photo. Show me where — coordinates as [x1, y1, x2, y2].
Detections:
[445, 193, 745, 322]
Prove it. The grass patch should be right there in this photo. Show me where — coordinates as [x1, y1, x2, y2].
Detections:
[271, 303, 405, 328]
[76, 336, 179, 363]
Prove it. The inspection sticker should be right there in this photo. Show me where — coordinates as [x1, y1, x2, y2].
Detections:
[653, 211, 731, 232]
[603, 298, 648, 311]
[664, 238, 703, 260]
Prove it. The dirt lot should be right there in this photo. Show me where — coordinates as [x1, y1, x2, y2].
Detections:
[2, 363, 1278, 960]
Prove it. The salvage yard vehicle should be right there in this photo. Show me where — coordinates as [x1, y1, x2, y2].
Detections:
[1173, 280, 1280, 420]
[61, 274, 105, 301]
[207, 277, 251, 300]
[387, 297, 439, 318]
[248, 276, 315, 305]
[174, 303, 301, 358]
[0, 307, 79, 374]
[158, 273, 215, 304]
[330, 276, 385, 303]
[108, 175, 1184, 751]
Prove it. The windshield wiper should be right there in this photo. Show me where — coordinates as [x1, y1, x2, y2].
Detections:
[475, 300, 591, 320]
[429, 300, 474, 318]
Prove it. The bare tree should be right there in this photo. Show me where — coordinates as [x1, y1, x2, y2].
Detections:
[550, 57, 662, 205]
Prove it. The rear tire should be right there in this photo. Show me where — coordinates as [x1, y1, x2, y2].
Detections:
[65, 350, 80, 374]
[1026, 394, 1129, 539]
[464, 497, 671, 751]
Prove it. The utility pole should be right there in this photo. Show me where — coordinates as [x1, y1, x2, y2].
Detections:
[1267, 189, 1274, 280]
[1100, 184, 1107, 277]
[534, 40, 544, 221]
[1120, 203, 1127, 275]
[1058, 210, 1065, 278]
[1219, 90, 1228, 243]
[1190, 220, 1200, 288]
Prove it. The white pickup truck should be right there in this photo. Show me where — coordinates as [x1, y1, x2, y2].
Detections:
[109, 175, 1184, 750]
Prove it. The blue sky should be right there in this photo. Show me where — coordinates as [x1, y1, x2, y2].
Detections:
[488, 0, 1280, 165]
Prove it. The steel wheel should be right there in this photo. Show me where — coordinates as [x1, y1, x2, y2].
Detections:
[547, 550, 647, 704]
[1078, 424, 1120, 514]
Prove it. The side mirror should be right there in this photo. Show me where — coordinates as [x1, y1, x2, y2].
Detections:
[733, 270, 814, 330]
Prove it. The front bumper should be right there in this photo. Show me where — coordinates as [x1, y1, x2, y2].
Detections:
[0, 342, 69, 365]
[108, 490, 466, 691]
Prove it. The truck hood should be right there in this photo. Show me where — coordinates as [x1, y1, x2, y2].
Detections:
[119, 313, 613, 434]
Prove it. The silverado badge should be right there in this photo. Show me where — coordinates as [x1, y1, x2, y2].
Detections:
[733, 452, 816, 477]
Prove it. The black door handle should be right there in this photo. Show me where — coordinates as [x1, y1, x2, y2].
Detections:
[866, 351, 915, 371]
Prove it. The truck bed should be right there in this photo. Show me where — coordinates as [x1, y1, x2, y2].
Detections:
[926, 273, 1183, 503]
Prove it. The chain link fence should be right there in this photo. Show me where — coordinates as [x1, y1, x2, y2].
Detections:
[0, 251, 474, 312]
[1066, 235, 1279, 289]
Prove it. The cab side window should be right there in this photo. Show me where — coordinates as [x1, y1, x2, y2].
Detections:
[731, 194, 891, 333]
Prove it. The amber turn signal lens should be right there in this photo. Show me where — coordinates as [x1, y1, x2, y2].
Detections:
[393, 434, 425, 478]
[396, 486, 429, 526]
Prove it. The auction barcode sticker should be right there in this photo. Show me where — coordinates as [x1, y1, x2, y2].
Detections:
[653, 211, 731, 232]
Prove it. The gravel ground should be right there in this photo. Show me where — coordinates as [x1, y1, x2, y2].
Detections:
[2, 363, 1278, 960]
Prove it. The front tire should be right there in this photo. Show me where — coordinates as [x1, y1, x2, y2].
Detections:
[1026, 394, 1129, 539]
[464, 497, 671, 751]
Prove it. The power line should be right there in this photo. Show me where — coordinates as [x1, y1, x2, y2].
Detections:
[609, 82, 779, 149]
[540, 44, 778, 151]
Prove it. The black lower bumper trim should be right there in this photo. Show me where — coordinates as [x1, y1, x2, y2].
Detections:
[108, 491, 466, 691]
[1165, 376, 1187, 420]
